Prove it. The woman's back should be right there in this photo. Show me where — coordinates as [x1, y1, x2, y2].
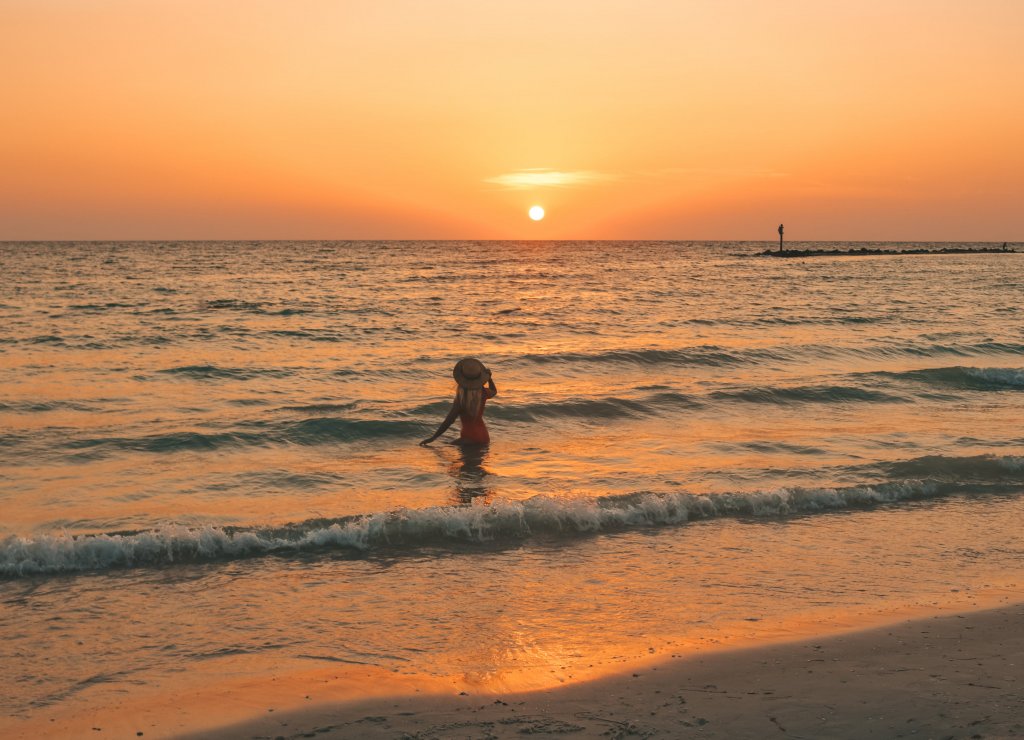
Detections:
[420, 358, 498, 447]
[457, 387, 490, 444]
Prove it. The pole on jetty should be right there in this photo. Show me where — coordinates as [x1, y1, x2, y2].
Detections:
[778, 223, 784, 252]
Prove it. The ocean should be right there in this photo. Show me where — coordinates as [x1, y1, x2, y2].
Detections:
[1, 240, 1022, 723]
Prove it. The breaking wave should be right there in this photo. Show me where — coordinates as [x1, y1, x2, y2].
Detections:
[710, 385, 907, 405]
[64, 418, 425, 454]
[513, 341, 1024, 369]
[4, 472, 1019, 577]
[873, 366, 1024, 391]
[877, 454, 1024, 481]
[157, 364, 296, 381]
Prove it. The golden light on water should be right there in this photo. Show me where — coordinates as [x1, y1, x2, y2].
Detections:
[528, 205, 545, 221]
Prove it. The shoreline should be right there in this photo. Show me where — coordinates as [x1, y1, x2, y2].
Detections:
[7, 599, 1021, 738]
[170, 600, 1024, 740]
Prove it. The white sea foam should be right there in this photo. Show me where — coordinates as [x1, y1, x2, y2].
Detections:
[997, 455, 1024, 471]
[964, 367, 1024, 387]
[1, 478, 984, 577]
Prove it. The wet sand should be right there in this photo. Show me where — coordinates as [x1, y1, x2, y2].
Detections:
[178, 602, 1023, 739]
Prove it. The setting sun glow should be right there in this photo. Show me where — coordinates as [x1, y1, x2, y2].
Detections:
[0, 1, 1021, 240]
[529, 206, 545, 222]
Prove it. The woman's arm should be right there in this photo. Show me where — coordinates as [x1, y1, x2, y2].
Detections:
[420, 400, 460, 445]
[485, 375, 497, 399]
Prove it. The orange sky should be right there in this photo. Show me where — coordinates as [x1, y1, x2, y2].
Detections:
[2, 1, 1022, 240]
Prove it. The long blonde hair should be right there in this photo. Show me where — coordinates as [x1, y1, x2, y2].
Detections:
[456, 386, 483, 417]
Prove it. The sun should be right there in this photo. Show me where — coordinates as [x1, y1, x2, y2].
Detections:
[528, 205, 545, 221]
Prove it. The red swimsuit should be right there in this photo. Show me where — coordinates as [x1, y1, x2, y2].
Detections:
[458, 395, 490, 445]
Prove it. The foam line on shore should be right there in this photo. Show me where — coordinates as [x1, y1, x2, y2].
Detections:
[4, 470, 1021, 577]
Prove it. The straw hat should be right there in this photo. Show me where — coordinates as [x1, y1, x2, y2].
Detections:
[453, 357, 490, 389]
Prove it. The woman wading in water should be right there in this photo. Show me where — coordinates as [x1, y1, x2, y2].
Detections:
[420, 358, 497, 446]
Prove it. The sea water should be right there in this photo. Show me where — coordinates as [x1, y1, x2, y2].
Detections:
[1, 241, 1022, 721]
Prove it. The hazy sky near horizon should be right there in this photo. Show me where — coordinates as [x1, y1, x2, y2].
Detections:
[2, 1, 1022, 240]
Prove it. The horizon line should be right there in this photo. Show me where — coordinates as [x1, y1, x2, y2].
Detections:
[0, 238, 1018, 245]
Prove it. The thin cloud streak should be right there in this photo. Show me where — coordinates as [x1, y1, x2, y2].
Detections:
[484, 168, 619, 189]
[484, 167, 786, 191]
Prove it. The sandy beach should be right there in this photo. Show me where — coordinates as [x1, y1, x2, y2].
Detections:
[150, 602, 1021, 740]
